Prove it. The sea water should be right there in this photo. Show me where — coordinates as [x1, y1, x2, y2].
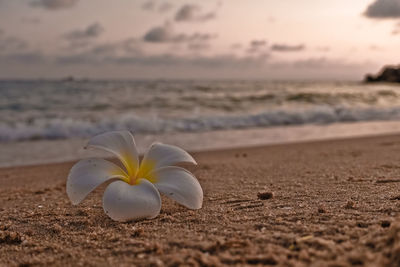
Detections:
[1, 79, 400, 166]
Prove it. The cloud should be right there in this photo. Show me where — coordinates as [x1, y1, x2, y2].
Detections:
[0, 34, 29, 52]
[316, 46, 330, 52]
[0, 41, 377, 80]
[57, 38, 143, 64]
[271, 44, 305, 52]
[364, 0, 400, 19]
[251, 40, 267, 47]
[186, 33, 218, 51]
[247, 39, 267, 53]
[141, 0, 155, 11]
[53, 38, 266, 68]
[1, 51, 45, 64]
[143, 23, 217, 43]
[181, 33, 217, 43]
[265, 57, 379, 80]
[47, 47, 373, 80]
[56, 51, 269, 70]
[143, 23, 173, 43]
[0, 32, 45, 65]
[270, 57, 371, 71]
[64, 23, 104, 40]
[287, 57, 370, 73]
[30, 0, 78, 10]
[187, 43, 210, 51]
[141, 1, 173, 13]
[270, 58, 377, 81]
[0, 37, 28, 51]
[119, 38, 143, 54]
[174, 4, 216, 22]
[63, 36, 142, 59]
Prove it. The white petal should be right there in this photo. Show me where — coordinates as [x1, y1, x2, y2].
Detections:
[67, 158, 128, 205]
[139, 143, 196, 177]
[103, 179, 161, 222]
[87, 131, 139, 176]
[150, 166, 203, 210]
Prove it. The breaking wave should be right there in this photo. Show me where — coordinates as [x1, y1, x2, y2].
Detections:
[2, 105, 400, 142]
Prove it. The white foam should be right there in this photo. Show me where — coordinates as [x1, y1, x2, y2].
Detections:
[1, 106, 400, 142]
[2, 120, 400, 168]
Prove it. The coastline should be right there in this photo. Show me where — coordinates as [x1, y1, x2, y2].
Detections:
[1, 134, 400, 265]
[3, 120, 400, 168]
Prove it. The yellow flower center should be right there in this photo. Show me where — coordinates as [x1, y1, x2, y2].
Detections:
[125, 159, 157, 185]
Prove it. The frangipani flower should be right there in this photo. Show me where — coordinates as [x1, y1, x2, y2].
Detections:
[66, 131, 203, 222]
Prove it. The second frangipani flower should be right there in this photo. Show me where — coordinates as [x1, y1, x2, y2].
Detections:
[66, 131, 203, 222]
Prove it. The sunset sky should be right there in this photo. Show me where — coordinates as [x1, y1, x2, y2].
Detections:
[0, 0, 400, 80]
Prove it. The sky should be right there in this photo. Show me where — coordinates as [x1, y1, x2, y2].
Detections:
[0, 0, 400, 80]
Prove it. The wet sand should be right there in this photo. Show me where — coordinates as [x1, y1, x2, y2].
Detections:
[1, 135, 400, 266]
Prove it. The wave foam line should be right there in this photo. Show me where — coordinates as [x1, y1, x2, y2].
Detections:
[1, 106, 400, 142]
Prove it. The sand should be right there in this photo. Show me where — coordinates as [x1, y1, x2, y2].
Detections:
[1, 134, 400, 266]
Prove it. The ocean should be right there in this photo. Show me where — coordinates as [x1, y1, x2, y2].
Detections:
[1, 79, 400, 166]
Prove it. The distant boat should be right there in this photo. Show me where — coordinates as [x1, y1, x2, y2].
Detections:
[60, 76, 75, 82]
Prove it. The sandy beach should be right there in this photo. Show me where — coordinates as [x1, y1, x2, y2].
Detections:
[1, 134, 400, 266]
[3, 0, 400, 265]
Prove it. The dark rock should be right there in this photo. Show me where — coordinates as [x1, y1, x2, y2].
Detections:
[257, 191, 274, 200]
[318, 206, 326, 213]
[365, 65, 400, 83]
[381, 220, 391, 228]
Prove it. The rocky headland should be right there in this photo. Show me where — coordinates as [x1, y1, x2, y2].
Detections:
[365, 65, 400, 83]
